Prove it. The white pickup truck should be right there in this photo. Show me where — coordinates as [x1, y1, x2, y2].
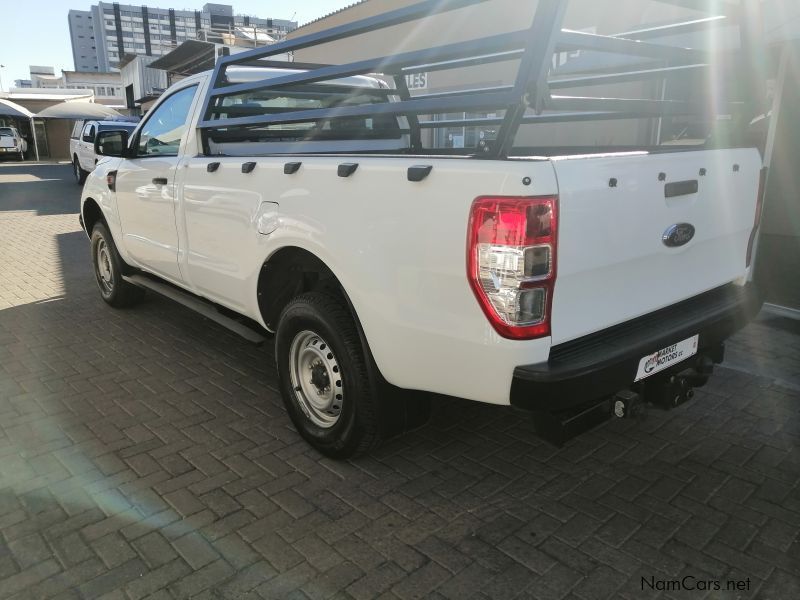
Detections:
[80, 0, 766, 457]
[70, 120, 139, 183]
[0, 126, 28, 160]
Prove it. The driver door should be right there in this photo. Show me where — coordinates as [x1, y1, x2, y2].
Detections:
[115, 84, 198, 282]
[79, 122, 96, 170]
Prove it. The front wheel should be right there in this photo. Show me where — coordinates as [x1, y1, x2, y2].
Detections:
[275, 292, 382, 458]
[90, 222, 144, 308]
[73, 157, 87, 184]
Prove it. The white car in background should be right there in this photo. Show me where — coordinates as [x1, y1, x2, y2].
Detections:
[70, 120, 138, 183]
[0, 127, 28, 161]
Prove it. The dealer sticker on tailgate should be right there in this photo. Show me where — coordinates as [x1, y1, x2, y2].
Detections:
[634, 335, 699, 382]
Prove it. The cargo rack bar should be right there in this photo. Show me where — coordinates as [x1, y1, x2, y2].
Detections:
[198, 0, 759, 158]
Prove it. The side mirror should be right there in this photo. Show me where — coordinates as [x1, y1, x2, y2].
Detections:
[95, 130, 130, 157]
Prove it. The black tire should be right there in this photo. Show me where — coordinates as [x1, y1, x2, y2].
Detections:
[275, 292, 383, 458]
[73, 157, 87, 184]
[90, 222, 144, 308]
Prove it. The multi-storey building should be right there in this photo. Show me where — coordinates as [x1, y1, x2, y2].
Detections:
[68, 2, 296, 73]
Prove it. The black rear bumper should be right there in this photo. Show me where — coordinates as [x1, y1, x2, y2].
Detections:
[511, 283, 762, 411]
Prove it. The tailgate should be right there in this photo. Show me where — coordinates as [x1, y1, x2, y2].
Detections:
[0, 137, 14, 148]
[550, 148, 762, 345]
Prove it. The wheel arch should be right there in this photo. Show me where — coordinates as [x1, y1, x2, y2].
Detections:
[257, 244, 388, 383]
[83, 199, 137, 276]
[257, 245, 351, 332]
[260, 245, 426, 440]
[81, 197, 105, 236]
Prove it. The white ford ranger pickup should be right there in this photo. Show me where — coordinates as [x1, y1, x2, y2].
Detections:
[70, 120, 139, 184]
[79, 0, 767, 457]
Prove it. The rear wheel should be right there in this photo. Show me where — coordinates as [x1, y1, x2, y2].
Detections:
[91, 222, 144, 308]
[276, 292, 382, 458]
[73, 157, 87, 184]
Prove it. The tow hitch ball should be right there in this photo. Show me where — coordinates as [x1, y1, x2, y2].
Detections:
[648, 374, 695, 409]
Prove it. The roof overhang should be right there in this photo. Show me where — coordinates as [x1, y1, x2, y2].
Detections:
[134, 93, 163, 105]
[149, 40, 217, 76]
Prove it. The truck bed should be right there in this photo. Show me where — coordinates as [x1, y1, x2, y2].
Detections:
[162, 145, 762, 405]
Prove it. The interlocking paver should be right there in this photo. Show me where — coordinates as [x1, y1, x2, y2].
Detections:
[1, 163, 799, 599]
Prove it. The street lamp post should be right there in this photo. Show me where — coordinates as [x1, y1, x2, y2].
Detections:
[0, 64, 5, 93]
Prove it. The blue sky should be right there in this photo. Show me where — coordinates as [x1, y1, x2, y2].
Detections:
[0, 0, 353, 88]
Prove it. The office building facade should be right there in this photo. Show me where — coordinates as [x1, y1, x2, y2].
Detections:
[68, 2, 296, 72]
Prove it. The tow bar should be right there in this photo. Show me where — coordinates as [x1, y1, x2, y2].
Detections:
[533, 346, 724, 446]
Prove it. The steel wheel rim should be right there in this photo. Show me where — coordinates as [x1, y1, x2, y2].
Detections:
[95, 238, 114, 295]
[288, 330, 343, 428]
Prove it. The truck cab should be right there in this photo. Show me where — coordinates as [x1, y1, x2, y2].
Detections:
[70, 119, 138, 184]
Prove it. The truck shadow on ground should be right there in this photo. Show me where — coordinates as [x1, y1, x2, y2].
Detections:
[0, 163, 80, 216]
[3, 228, 798, 477]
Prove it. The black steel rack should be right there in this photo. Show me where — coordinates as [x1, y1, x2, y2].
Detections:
[197, 0, 764, 158]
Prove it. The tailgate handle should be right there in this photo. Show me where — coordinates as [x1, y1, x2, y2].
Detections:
[664, 179, 698, 198]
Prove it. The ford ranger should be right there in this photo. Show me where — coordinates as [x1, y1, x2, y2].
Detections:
[79, 0, 766, 457]
[70, 119, 139, 183]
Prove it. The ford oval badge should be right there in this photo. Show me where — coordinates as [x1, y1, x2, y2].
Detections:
[662, 223, 695, 247]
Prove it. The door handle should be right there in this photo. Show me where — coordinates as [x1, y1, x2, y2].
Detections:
[152, 177, 168, 186]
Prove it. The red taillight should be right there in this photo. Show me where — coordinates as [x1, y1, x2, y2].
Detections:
[746, 166, 768, 267]
[467, 195, 558, 340]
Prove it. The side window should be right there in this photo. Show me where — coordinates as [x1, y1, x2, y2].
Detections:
[82, 123, 96, 142]
[136, 85, 198, 157]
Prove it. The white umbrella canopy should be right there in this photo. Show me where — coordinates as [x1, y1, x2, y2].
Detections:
[36, 102, 122, 120]
[0, 98, 34, 119]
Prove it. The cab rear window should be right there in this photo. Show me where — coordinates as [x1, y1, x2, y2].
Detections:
[207, 86, 403, 146]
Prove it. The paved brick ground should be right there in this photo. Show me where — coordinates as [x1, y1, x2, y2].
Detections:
[1, 164, 799, 600]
